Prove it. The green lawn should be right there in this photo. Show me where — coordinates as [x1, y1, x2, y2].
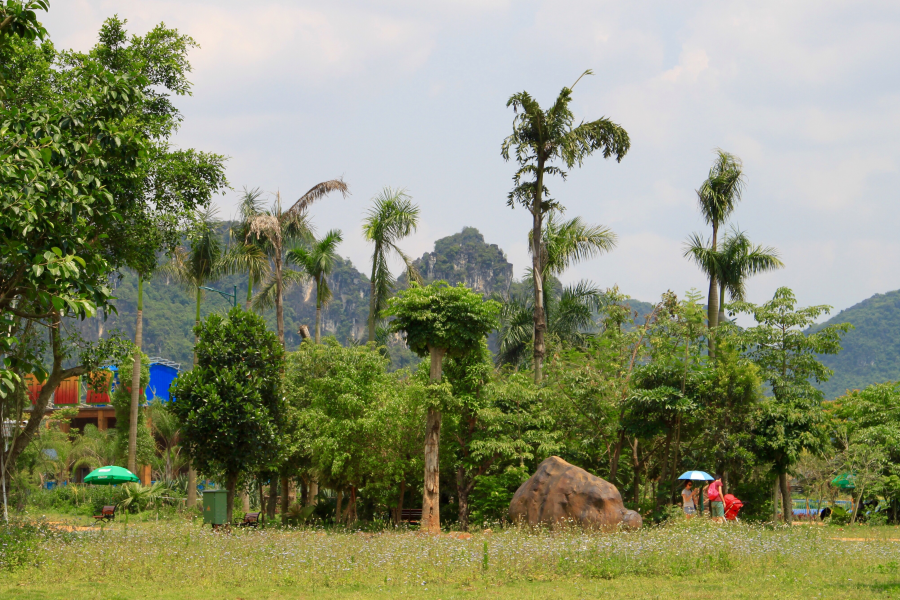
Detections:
[2, 518, 899, 599]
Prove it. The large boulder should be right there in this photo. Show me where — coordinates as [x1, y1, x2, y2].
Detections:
[509, 456, 642, 530]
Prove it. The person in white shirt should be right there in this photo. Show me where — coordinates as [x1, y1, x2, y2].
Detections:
[681, 481, 697, 518]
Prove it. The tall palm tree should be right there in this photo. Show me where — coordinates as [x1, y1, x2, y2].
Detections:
[362, 188, 421, 343]
[497, 279, 603, 367]
[223, 187, 270, 309]
[286, 230, 343, 344]
[159, 205, 223, 508]
[248, 180, 348, 347]
[684, 226, 784, 324]
[502, 70, 630, 382]
[695, 150, 745, 342]
[529, 212, 617, 323]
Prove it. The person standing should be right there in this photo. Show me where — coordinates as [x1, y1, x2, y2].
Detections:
[708, 474, 725, 523]
[681, 481, 697, 519]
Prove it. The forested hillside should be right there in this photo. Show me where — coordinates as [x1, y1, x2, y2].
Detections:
[74, 226, 526, 369]
[809, 290, 900, 399]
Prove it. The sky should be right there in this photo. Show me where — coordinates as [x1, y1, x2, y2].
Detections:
[43, 1, 900, 317]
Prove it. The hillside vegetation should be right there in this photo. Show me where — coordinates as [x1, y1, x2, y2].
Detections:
[809, 289, 900, 399]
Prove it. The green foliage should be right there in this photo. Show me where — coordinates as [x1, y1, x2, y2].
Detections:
[170, 308, 286, 484]
[470, 466, 530, 527]
[283, 339, 424, 510]
[733, 287, 851, 473]
[0, 522, 41, 571]
[386, 281, 500, 357]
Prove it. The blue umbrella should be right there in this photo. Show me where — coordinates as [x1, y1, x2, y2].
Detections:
[678, 471, 714, 481]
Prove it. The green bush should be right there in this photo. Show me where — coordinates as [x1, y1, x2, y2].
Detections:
[0, 523, 41, 571]
[469, 466, 529, 527]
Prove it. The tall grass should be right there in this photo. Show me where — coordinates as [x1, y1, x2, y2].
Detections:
[7, 518, 900, 592]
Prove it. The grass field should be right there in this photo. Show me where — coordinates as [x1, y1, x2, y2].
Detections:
[2, 517, 899, 599]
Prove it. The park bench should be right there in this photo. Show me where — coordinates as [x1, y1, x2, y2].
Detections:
[240, 512, 261, 527]
[400, 508, 422, 523]
[93, 505, 116, 522]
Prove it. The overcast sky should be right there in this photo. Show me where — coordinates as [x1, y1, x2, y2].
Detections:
[45, 1, 900, 316]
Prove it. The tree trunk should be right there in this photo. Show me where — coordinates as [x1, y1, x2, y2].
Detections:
[307, 478, 318, 507]
[226, 472, 238, 525]
[456, 467, 472, 532]
[780, 472, 792, 525]
[241, 489, 250, 513]
[656, 427, 674, 508]
[609, 429, 625, 483]
[315, 292, 321, 344]
[281, 476, 290, 514]
[394, 478, 406, 526]
[707, 222, 719, 358]
[267, 478, 277, 519]
[368, 259, 378, 343]
[531, 159, 547, 383]
[718, 283, 727, 327]
[347, 486, 357, 524]
[631, 438, 641, 505]
[245, 277, 253, 310]
[275, 248, 285, 348]
[187, 462, 197, 509]
[422, 346, 446, 534]
[128, 274, 143, 474]
[668, 416, 682, 504]
[773, 477, 780, 522]
[335, 489, 343, 524]
[258, 475, 265, 520]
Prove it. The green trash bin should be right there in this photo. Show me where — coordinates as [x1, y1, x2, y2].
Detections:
[202, 489, 228, 526]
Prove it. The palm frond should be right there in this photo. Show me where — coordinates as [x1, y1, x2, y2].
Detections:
[287, 178, 349, 214]
[251, 269, 308, 312]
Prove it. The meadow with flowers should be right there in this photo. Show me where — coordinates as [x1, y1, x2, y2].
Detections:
[1, 518, 899, 599]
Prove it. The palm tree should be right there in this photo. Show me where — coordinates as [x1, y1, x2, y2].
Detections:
[286, 230, 343, 343]
[684, 226, 784, 324]
[497, 279, 603, 367]
[695, 150, 745, 342]
[148, 400, 182, 482]
[362, 188, 421, 343]
[248, 180, 349, 347]
[159, 205, 223, 508]
[502, 70, 630, 382]
[530, 212, 617, 322]
[160, 206, 224, 363]
[223, 187, 270, 309]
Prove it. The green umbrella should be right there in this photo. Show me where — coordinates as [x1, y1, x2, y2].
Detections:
[832, 472, 855, 490]
[84, 466, 140, 485]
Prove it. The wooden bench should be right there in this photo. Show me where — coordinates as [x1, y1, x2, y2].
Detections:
[93, 505, 116, 522]
[240, 512, 261, 527]
[400, 508, 422, 523]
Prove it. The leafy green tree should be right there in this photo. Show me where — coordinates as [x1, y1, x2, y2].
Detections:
[832, 382, 900, 523]
[0, 16, 226, 480]
[386, 282, 500, 533]
[363, 187, 421, 343]
[283, 339, 418, 523]
[693, 150, 745, 347]
[170, 308, 286, 523]
[248, 183, 348, 347]
[732, 287, 852, 522]
[287, 230, 344, 343]
[501, 70, 629, 382]
[444, 344, 560, 530]
[684, 226, 783, 327]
